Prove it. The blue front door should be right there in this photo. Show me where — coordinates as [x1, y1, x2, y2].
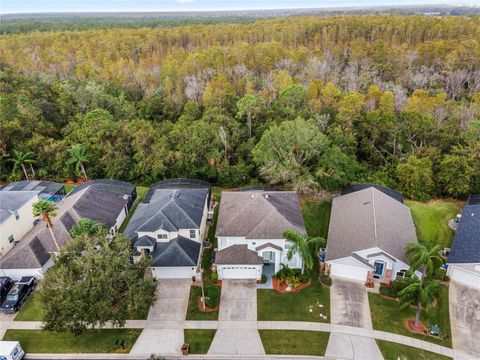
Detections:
[374, 261, 385, 278]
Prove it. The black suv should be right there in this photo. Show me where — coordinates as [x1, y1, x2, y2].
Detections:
[0, 277, 36, 313]
[0, 276, 14, 303]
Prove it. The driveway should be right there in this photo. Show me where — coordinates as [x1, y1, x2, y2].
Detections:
[326, 277, 383, 360]
[130, 279, 191, 356]
[208, 279, 265, 355]
[449, 281, 480, 360]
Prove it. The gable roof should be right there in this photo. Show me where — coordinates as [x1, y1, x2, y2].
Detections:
[215, 191, 306, 239]
[326, 187, 418, 263]
[0, 180, 64, 200]
[124, 187, 209, 238]
[448, 205, 480, 264]
[0, 191, 39, 223]
[151, 236, 200, 267]
[215, 245, 263, 265]
[342, 183, 404, 204]
[134, 235, 156, 247]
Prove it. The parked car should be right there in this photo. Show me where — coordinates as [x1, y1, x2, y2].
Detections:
[0, 277, 36, 313]
[0, 277, 14, 304]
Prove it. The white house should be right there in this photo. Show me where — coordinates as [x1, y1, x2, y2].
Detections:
[214, 190, 307, 280]
[446, 195, 480, 289]
[0, 191, 39, 257]
[125, 180, 210, 279]
[325, 186, 420, 283]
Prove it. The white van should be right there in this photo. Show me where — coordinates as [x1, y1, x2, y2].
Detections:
[0, 341, 24, 360]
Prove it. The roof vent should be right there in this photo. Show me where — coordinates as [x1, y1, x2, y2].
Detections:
[251, 194, 255, 199]
[123, 194, 129, 200]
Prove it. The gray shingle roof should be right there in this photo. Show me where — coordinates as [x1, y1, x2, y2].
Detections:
[124, 188, 209, 238]
[342, 183, 404, 204]
[0, 191, 39, 223]
[215, 191, 306, 239]
[134, 235, 156, 247]
[215, 245, 263, 265]
[448, 205, 480, 264]
[151, 236, 200, 267]
[326, 187, 418, 263]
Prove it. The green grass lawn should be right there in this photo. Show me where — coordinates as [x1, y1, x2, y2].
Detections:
[369, 285, 452, 348]
[258, 271, 330, 322]
[300, 199, 332, 239]
[406, 199, 463, 248]
[259, 330, 330, 356]
[3, 329, 141, 353]
[376, 340, 452, 360]
[119, 186, 149, 233]
[184, 329, 216, 354]
[14, 291, 42, 321]
[186, 286, 219, 321]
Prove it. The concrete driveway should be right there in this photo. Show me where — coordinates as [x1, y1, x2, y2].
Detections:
[449, 281, 480, 360]
[130, 279, 191, 356]
[208, 279, 265, 355]
[326, 277, 383, 360]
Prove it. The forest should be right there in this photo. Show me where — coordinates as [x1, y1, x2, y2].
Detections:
[0, 15, 479, 200]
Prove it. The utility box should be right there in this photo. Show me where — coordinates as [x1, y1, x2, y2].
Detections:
[0, 341, 25, 360]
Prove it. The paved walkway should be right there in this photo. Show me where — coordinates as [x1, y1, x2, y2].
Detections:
[325, 278, 383, 360]
[208, 279, 265, 356]
[130, 279, 191, 356]
[449, 281, 480, 360]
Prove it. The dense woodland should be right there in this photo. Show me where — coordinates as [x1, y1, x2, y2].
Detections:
[1, 15, 480, 200]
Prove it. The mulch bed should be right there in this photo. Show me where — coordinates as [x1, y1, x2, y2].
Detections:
[319, 277, 332, 289]
[380, 294, 399, 301]
[196, 297, 219, 313]
[272, 278, 311, 293]
[407, 319, 427, 334]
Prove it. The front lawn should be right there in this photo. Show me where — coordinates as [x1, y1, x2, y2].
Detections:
[184, 329, 216, 354]
[258, 271, 330, 322]
[119, 186, 149, 233]
[14, 291, 42, 321]
[300, 199, 332, 239]
[376, 340, 452, 360]
[369, 285, 452, 347]
[186, 286, 219, 321]
[259, 330, 330, 356]
[2, 329, 141, 353]
[406, 199, 463, 248]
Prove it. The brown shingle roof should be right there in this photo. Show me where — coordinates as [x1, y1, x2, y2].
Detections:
[215, 245, 263, 265]
[326, 187, 418, 263]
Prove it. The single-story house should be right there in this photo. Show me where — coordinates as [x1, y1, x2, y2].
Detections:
[1, 180, 65, 202]
[325, 185, 420, 283]
[0, 191, 39, 257]
[0, 179, 136, 280]
[125, 179, 210, 279]
[446, 195, 480, 289]
[214, 189, 307, 280]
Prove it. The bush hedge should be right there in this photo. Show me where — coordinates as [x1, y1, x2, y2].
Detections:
[204, 284, 220, 308]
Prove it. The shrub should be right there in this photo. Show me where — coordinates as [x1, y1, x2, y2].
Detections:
[379, 284, 392, 297]
[203, 284, 220, 308]
[299, 273, 310, 283]
[210, 272, 218, 283]
[275, 264, 294, 280]
[286, 275, 300, 288]
[433, 267, 447, 281]
[261, 275, 267, 284]
[320, 274, 332, 286]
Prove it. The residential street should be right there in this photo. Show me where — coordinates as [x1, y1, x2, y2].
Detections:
[449, 281, 480, 360]
[208, 279, 265, 356]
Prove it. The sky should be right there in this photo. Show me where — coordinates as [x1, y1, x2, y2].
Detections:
[1, 0, 477, 15]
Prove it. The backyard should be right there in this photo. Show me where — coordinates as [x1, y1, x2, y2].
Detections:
[300, 199, 332, 239]
[376, 340, 452, 360]
[369, 285, 452, 348]
[184, 329, 216, 354]
[259, 330, 330, 356]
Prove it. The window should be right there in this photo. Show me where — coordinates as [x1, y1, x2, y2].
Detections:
[157, 234, 168, 240]
[8, 235, 14, 244]
[14, 211, 19, 220]
[190, 230, 196, 238]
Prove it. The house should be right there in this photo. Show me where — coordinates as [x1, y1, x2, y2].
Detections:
[0, 180, 65, 202]
[0, 179, 136, 280]
[125, 179, 210, 279]
[325, 185, 419, 283]
[446, 195, 480, 289]
[0, 191, 39, 257]
[214, 189, 307, 280]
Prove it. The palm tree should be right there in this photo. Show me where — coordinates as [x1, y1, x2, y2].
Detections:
[66, 145, 89, 180]
[405, 242, 443, 278]
[283, 229, 326, 272]
[32, 200, 60, 252]
[9, 150, 36, 180]
[398, 274, 440, 328]
[70, 218, 107, 240]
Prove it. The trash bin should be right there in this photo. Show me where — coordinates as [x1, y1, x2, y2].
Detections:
[181, 343, 189, 356]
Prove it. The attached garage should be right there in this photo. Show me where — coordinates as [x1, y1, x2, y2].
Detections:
[152, 266, 198, 279]
[327, 257, 372, 282]
[218, 265, 261, 280]
[215, 244, 263, 280]
[448, 265, 480, 289]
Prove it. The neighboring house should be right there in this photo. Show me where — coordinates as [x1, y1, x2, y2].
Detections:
[125, 179, 210, 279]
[0, 180, 65, 202]
[0, 191, 39, 257]
[446, 195, 480, 289]
[214, 189, 307, 280]
[0, 179, 136, 280]
[325, 185, 419, 283]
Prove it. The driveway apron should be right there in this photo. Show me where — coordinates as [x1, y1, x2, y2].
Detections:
[449, 281, 480, 360]
[208, 279, 265, 355]
[130, 279, 191, 356]
[326, 277, 383, 360]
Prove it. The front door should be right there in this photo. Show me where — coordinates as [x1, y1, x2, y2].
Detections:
[373, 261, 385, 279]
[263, 251, 275, 264]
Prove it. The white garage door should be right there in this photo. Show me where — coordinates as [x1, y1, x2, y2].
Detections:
[152, 267, 195, 279]
[221, 266, 258, 279]
[450, 267, 480, 289]
[330, 263, 368, 282]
